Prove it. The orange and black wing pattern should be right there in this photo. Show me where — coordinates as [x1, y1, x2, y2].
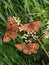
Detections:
[15, 43, 39, 54]
[3, 16, 19, 42]
[20, 21, 41, 33]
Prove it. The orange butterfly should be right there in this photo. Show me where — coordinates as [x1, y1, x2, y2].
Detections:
[15, 43, 39, 54]
[3, 16, 19, 42]
[20, 21, 41, 33]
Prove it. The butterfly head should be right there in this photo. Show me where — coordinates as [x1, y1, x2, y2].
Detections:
[8, 16, 14, 24]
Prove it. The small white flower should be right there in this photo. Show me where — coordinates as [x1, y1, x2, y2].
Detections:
[28, 40, 32, 43]
[30, 32, 33, 34]
[22, 36, 27, 39]
[47, 20, 49, 25]
[33, 32, 36, 35]
[19, 27, 21, 30]
[47, 26, 49, 28]
[13, 16, 21, 25]
[44, 28, 49, 38]
[24, 34, 27, 36]
[33, 35, 38, 40]
[26, 35, 28, 37]
[44, 20, 49, 38]
[32, 34, 33, 37]
[19, 29, 23, 31]
[28, 32, 30, 34]
[25, 40, 28, 42]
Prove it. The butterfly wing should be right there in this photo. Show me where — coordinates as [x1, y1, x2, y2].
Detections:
[7, 16, 14, 30]
[23, 43, 39, 54]
[27, 43, 39, 50]
[15, 43, 30, 54]
[3, 31, 11, 42]
[31, 21, 41, 32]
[27, 43, 39, 53]
[3, 31, 18, 42]
[9, 31, 18, 39]
[15, 43, 39, 54]
[7, 17, 19, 39]
[3, 16, 19, 42]
[20, 21, 41, 33]
[9, 24, 19, 39]
[23, 46, 31, 54]
[23, 47, 37, 54]
[15, 44, 26, 51]
[15, 43, 31, 54]
[20, 23, 31, 33]
[11, 24, 19, 32]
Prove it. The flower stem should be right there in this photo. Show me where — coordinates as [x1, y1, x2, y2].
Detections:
[37, 38, 49, 57]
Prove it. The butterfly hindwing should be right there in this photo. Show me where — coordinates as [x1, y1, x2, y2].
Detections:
[3, 31, 11, 42]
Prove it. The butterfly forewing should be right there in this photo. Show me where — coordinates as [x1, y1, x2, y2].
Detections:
[15, 44, 26, 50]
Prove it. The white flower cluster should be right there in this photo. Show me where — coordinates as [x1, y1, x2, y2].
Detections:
[22, 32, 38, 43]
[13, 16, 21, 25]
[44, 20, 49, 38]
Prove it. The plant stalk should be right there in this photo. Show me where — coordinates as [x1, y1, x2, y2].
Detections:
[37, 38, 49, 57]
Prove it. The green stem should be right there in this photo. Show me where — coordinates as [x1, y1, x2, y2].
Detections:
[42, 59, 46, 65]
[37, 38, 49, 57]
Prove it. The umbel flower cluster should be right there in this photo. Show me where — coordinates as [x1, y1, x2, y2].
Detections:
[3, 16, 49, 55]
[13, 16, 41, 44]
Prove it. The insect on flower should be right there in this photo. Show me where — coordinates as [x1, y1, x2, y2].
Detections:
[44, 28, 49, 38]
[15, 43, 39, 54]
[19, 21, 41, 33]
[3, 16, 19, 42]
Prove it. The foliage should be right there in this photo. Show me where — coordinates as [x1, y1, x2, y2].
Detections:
[0, 0, 49, 65]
